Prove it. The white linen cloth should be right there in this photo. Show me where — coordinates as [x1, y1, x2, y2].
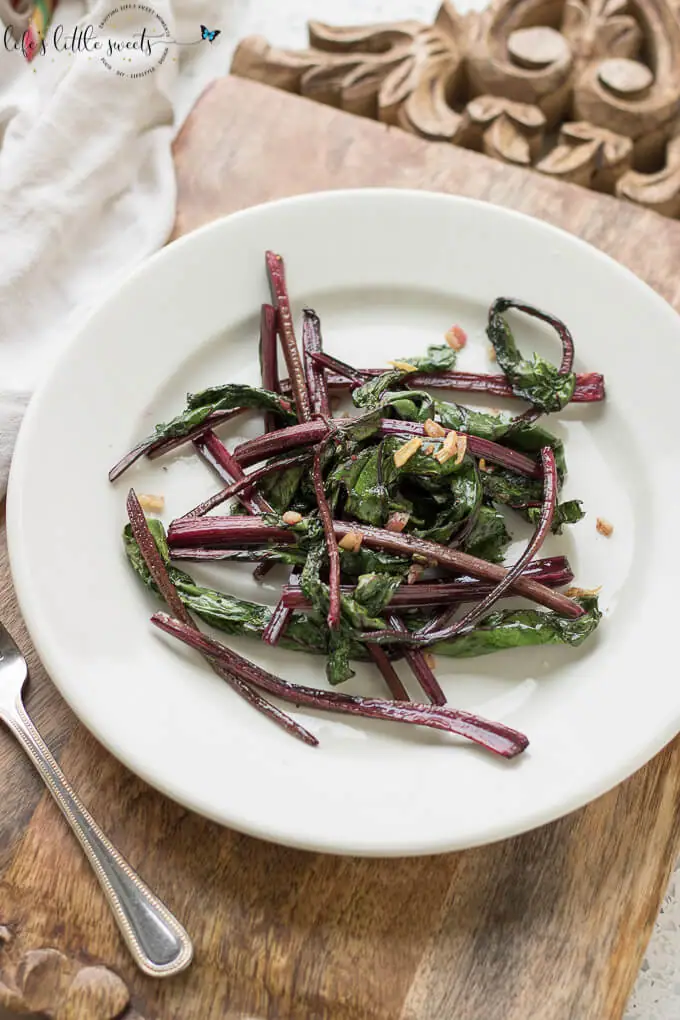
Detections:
[0, 0, 225, 495]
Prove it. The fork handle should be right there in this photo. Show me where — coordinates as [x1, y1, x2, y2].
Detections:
[4, 700, 193, 977]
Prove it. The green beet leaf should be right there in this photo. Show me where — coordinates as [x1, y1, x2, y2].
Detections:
[487, 304, 576, 412]
[462, 505, 512, 563]
[352, 370, 405, 409]
[400, 344, 457, 372]
[526, 499, 585, 534]
[433, 596, 601, 657]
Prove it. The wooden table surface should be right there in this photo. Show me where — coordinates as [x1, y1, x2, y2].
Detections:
[2, 76, 680, 1020]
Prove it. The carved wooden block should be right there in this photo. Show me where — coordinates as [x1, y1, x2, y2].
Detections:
[231, 0, 680, 218]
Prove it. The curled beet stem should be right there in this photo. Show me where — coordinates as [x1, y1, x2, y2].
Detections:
[409, 447, 559, 646]
[491, 298, 575, 376]
[151, 612, 529, 759]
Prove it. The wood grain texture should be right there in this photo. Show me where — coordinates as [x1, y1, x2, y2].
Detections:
[3, 75, 680, 1019]
[230, 0, 680, 215]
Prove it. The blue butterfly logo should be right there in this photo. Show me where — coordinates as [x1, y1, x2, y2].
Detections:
[201, 25, 221, 43]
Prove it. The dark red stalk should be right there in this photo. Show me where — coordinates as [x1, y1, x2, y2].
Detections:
[369, 447, 559, 647]
[126, 490, 317, 747]
[232, 418, 540, 478]
[387, 614, 446, 705]
[262, 569, 299, 646]
[166, 516, 582, 618]
[366, 645, 410, 701]
[283, 370, 605, 403]
[108, 408, 247, 482]
[266, 250, 311, 422]
[307, 350, 366, 388]
[169, 517, 294, 547]
[147, 410, 248, 461]
[194, 430, 272, 515]
[233, 420, 326, 467]
[259, 303, 280, 433]
[262, 598, 293, 646]
[302, 309, 331, 417]
[312, 445, 341, 630]
[171, 548, 273, 562]
[253, 560, 277, 582]
[151, 613, 529, 758]
[378, 420, 541, 478]
[491, 299, 575, 425]
[492, 298, 574, 375]
[181, 453, 310, 519]
[280, 557, 573, 610]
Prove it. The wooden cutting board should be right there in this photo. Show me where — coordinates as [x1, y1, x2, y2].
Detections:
[1, 76, 680, 1020]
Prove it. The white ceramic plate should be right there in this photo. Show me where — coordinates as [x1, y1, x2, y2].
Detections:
[7, 190, 680, 856]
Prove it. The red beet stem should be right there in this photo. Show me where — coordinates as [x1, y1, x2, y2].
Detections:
[410, 447, 559, 646]
[366, 645, 410, 701]
[307, 350, 366, 388]
[302, 309, 331, 418]
[151, 613, 529, 758]
[232, 418, 540, 477]
[492, 298, 575, 376]
[260, 303, 280, 433]
[126, 490, 317, 746]
[262, 598, 293, 646]
[282, 370, 605, 403]
[266, 250, 311, 422]
[253, 560, 277, 581]
[280, 557, 573, 611]
[388, 614, 446, 705]
[312, 445, 341, 630]
[194, 430, 272, 516]
[181, 453, 310, 519]
[262, 568, 299, 646]
[108, 408, 247, 482]
[170, 548, 272, 562]
[234, 420, 325, 466]
[378, 420, 541, 478]
[166, 516, 582, 618]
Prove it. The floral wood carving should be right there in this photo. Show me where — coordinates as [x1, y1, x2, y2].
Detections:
[0, 940, 136, 1020]
[231, 0, 680, 218]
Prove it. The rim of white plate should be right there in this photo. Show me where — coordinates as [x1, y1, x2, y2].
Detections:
[7, 188, 680, 856]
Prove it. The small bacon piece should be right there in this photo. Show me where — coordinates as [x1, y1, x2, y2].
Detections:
[445, 325, 467, 350]
[386, 512, 410, 533]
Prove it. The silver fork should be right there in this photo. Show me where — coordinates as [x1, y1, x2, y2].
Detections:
[0, 622, 193, 977]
